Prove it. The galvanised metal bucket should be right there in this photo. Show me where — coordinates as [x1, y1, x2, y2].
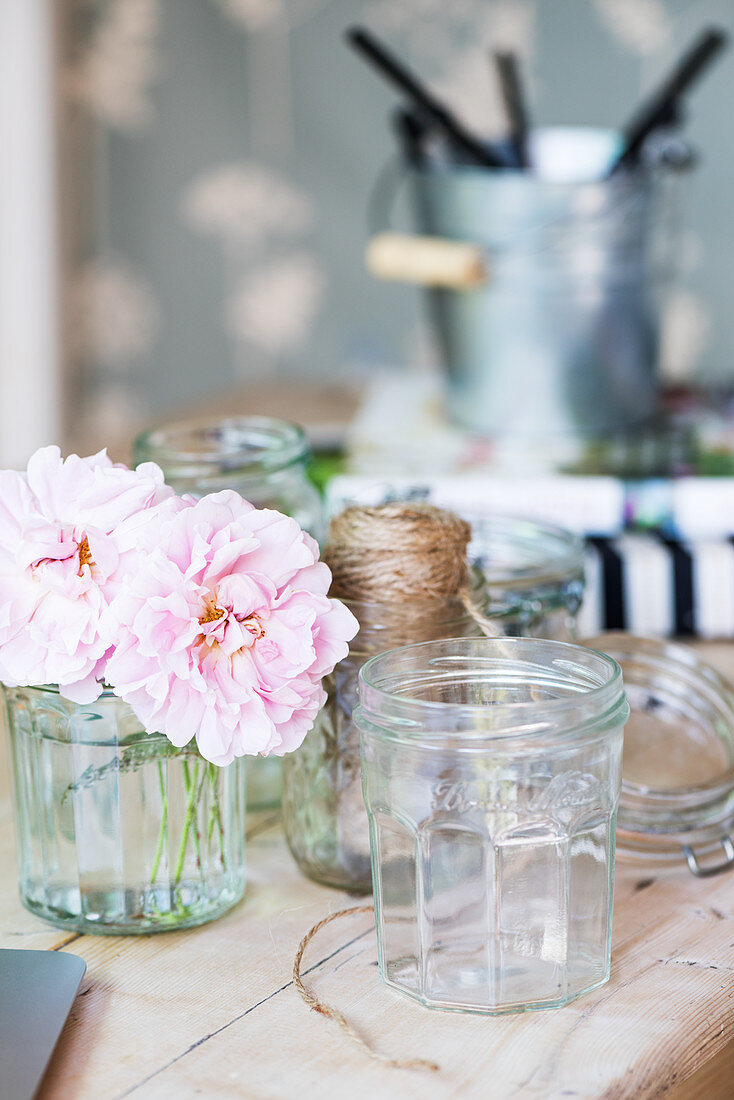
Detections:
[411, 163, 677, 438]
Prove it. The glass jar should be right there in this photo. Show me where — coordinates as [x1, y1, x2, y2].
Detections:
[5, 685, 246, 934]
[354, 637, 628, 1015]
[134, 415, 324, 810]
[282, 594, 483, 892]
[587, 633, 734, 877]
[468, 515, 585, 641]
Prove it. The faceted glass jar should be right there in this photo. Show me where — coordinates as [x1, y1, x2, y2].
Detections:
[468, 516, 585, 641]
[282, 596, 483, 893]
[355, 637, 628, 1015]
[5, 685, 246, 934]
[135, 415, 324, 810]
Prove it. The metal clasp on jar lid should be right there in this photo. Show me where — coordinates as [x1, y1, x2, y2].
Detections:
[682, 835, 734, 878]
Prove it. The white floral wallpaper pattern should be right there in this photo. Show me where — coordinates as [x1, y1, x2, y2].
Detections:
[60, 0, 734, 447]
[64, 0, 162, 132]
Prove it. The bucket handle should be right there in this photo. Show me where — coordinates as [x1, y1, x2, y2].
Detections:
[365, 231, 489, 289]
[365, 157, 489, 289]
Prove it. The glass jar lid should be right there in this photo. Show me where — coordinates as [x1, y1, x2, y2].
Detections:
[587, 632, 734, 877]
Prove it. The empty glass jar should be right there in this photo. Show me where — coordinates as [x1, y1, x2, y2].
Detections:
[282, 593, 483, 892]
[134, 415, 323, 536]
[134, 415, 324, 809]
[355, 637, 628, 1014]
[469, 515, 586, 641]
[5, 685, 246, 934]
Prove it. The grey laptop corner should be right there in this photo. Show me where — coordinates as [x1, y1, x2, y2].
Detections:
[1, 948, 86, 1100]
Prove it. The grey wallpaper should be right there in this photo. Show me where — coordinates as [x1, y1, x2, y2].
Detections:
[60, 0, 734, 448]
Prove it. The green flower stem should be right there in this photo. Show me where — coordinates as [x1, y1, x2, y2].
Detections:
[173, 759, 201, 885]
[207, 763, 217, 845]
[192, 765, 209, 867]
[207, 763, 227, 870]
[188, 760, 205, 868]
[149, 760, 168, 885]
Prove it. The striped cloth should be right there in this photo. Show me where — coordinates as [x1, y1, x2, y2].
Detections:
[577, 535, 734, 639]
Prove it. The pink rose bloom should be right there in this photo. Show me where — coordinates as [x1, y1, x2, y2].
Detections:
[104, 491, 358, 765]
[0, 446, 174, 702]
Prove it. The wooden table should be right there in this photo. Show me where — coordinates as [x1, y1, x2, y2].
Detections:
[3, 645, 734, 1099]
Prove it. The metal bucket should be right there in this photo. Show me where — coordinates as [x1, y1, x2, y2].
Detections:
[411, 163, 676, 438]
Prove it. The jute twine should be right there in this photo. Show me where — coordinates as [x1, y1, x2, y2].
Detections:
[325, 501, 471, 603]
[323, 502, 483, 651]
[290, 504, 475, 1073]
[291, 503, 499, 1073]
[292, 904, 440, 1074]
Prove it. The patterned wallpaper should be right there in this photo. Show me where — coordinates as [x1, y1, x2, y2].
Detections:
[59, 0, 734, 449]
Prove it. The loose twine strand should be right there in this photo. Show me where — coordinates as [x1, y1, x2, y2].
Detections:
[291, 503, 498, 1074]
[292, 904, 441, 1074]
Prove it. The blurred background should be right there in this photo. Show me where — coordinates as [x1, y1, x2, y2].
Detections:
[3, 0, 734, 468]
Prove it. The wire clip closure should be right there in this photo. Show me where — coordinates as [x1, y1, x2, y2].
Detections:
[682, 835, 734, 878]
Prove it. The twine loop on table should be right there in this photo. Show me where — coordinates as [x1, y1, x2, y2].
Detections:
[292, 904, 440, 1074]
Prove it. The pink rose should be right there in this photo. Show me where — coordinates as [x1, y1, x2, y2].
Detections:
[105, 491, 358, 765]
[0, 446, 174, 702]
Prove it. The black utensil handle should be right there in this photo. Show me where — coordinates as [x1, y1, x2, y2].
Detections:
[611, 26, 728, 173]
[347, 26, 505, 169]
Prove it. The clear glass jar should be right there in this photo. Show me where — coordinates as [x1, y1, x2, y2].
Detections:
[5, 685, 246, 934]
[354, 637, 628, 1015]
[587, 633, 734, 877]
[468, 515, 586, 641]
[282, 595, 483, 893]
[134, 415, 324, 810]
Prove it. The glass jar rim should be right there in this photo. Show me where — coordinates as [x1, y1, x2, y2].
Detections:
[356, 636, 626, 743]
[134, 415, 310, 476]
[466, 514, 585, 590]
[2, 682, 119, 701]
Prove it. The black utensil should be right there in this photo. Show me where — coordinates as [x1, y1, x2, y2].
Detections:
[346, 26, 506, 169]
[494, 51, 531, 169]
[610, 26, 728, 174]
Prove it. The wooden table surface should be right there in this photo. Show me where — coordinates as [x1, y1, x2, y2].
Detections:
[3, 644, 734, 1100]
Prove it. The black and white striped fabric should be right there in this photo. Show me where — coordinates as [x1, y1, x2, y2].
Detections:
[325, 477, 734, 639]
[577, 535, 734, 639]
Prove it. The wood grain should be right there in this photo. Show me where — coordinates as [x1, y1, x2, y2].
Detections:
[33, 823, 734, 1100]
[0, 642, 732, 1098]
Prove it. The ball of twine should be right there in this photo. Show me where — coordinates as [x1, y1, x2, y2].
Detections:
[324, 502, 472, 604]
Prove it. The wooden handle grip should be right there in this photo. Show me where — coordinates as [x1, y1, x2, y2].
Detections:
[365, 232, 488, 289]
